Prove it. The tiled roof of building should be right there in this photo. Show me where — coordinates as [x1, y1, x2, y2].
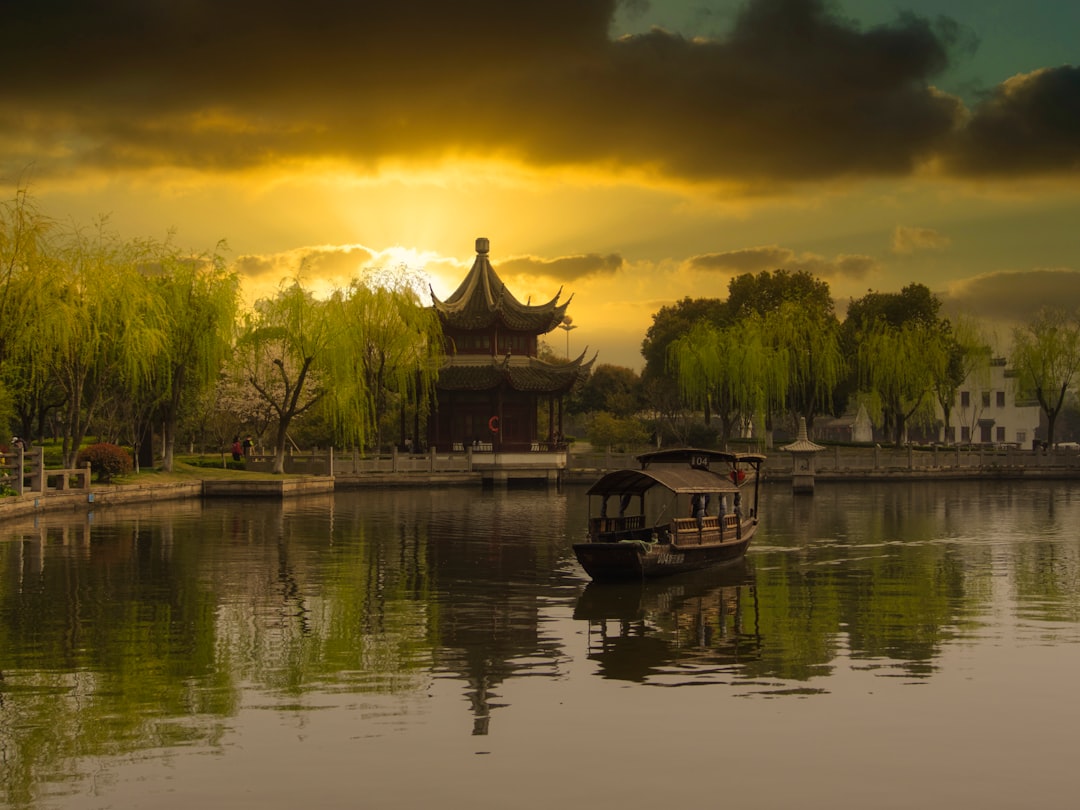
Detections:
[436, 353, 595, 394]
[431, 237, 571, 332]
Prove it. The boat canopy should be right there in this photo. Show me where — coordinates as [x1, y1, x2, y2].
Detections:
[586, 448, 766, 497]
[586, 466, 744, 497]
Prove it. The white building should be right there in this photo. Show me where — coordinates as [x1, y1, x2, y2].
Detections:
[814, 403, 875, 444]
[938, 357, 1040, 447]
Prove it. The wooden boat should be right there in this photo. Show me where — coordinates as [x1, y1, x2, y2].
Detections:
[573, 448, 765, 581]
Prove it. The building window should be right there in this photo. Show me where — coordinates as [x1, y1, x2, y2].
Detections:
[1017, 431, 1027, 445]
[960, 391, 970, 408]
[961, 426, 970, 442]
[996, 426, 1006, 442]
[981, 392, 991, 408]
[996, 391, 1005, 408]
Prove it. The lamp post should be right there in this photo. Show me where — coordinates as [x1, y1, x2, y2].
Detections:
[557, 316, 578, 358]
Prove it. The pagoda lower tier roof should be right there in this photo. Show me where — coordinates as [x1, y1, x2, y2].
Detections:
[436, 353, 595, 395]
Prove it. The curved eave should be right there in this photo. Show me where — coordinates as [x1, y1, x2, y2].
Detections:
[435, 355, 592, 394]
[507, 360, 588, 393]
[434, 302, 570, 333]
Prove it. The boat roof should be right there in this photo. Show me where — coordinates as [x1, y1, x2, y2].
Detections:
[636, 447, 766, 469]
[587, 466, 745, 497]
[587, 447, 766, 497]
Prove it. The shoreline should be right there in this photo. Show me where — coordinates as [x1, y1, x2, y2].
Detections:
[4, 461, 1080, 525]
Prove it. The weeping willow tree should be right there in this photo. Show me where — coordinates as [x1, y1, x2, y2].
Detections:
[144, 242, 240, 472]
[48, 222, 168, 467]
[763, 302, 845, 430]
[1011, 307, 1080, 447]
[857, 319, 946, 446]
[323, 268, 443, 452]
[4, 254, 71, 443]
[236, 279, 337, 474]
[667, 319, 783, 448]
[0, 188, 51, 368]
[236, 267, 444, 472]
[0, 188, 62, 437]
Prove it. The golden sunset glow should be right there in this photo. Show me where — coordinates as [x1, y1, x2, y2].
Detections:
[5, 0, 1080, 369]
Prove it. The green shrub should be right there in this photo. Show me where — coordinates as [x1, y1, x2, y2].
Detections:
[587, 412, 650, 452]
[76, 443, 133, 483]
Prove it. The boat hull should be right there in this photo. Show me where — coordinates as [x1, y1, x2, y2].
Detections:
[574, 522, 756, 581]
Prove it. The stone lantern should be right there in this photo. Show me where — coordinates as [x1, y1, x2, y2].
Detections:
[781, 417, 826, 494]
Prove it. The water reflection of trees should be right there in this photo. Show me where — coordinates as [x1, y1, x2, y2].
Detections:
[570, 482, 1080, 689]
[0, 489, 583, 804]
[754, 481, 1080, 680]
[0, 503, 231, 806]
[3, 481, 1080, 803]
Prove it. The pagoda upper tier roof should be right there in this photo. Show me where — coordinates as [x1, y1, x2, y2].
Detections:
[436, 351, 596, 395]
[432, 237, 571, 333]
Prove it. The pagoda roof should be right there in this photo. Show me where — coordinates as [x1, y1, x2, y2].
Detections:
[436, 351, 596, 395]
[432, 237, 571, 333]
[780, 417, 826, 453]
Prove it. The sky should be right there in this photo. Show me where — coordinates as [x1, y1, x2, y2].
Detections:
[4, 0, 1079, 370]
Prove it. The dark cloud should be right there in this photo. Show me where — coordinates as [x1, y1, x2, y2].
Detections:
[942, 66, 1080, 177]
[1, 0, 1074, 185]
[500, 252, 624, 282]
[689, 246, 793, 272]
[232, 255, 282, 281]
[688, 245, 878, 279]
[941, 268, 1080, 325]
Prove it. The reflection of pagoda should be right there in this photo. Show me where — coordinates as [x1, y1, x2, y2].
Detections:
[428, 238, 593, 461]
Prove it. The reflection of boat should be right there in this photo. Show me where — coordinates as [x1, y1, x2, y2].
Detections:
[573, 558, 755, 621]
[573, 448, 766, 581]
[573, 561, 760, 682]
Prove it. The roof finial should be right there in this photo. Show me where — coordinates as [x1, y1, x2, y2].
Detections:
[476, 237, 490, 255]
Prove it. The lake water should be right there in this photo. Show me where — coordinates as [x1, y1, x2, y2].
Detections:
[2, 480, 1079, 810]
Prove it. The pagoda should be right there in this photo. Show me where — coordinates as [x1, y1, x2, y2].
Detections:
[429, 237, 593, 453]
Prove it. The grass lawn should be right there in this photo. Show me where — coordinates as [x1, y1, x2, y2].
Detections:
[109, 458, 299, 485]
